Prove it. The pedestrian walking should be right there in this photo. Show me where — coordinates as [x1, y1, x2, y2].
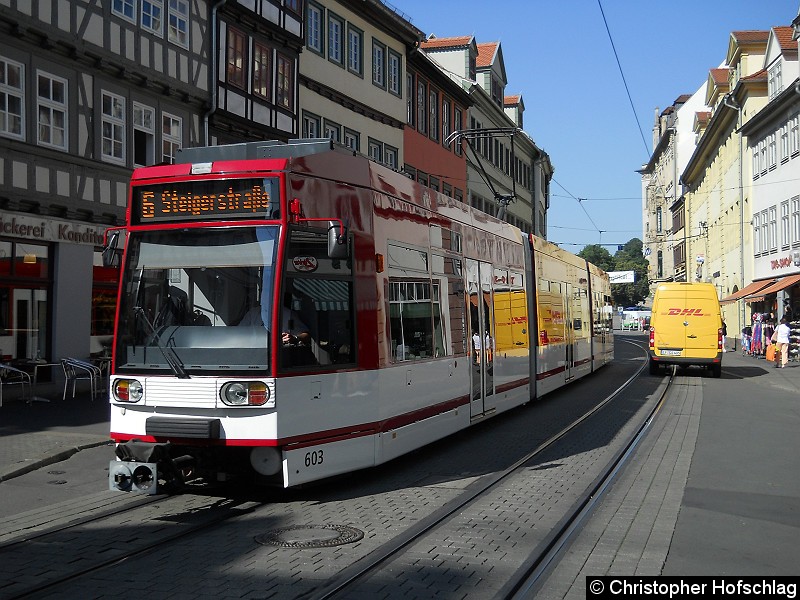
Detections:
[775, 317, 791, 368]
[721, 320, 727, 352]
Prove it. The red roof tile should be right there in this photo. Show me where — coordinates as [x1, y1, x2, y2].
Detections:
[420, 35, 473, 50]
[504, 94, 520, 105]
[742, 67, 767, 81]
[773, 26, 796, 51]
[476, 42, 498, 68]
[710, 68, 730, 85]
[731, 30, 770, 44]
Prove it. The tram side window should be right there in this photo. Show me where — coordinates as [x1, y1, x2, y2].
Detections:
[281, 227, 354, 369]
[389, 279, 444, 361]
[572, 287, 589, 335]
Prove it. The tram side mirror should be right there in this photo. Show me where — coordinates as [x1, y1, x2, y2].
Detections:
[103, 229, 121, 267]
[327, 220, 349, 260]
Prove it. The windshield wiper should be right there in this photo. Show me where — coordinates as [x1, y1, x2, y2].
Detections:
[134, 306, 190, 379]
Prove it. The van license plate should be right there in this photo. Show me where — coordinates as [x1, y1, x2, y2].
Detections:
[661, 349, 682, 356]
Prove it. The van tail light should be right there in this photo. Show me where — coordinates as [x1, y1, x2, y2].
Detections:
[649, 326, 655, 349]
[718, 328, 723, 352]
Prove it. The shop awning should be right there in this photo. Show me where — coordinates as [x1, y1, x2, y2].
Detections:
[720, 279, 776, 304]
[750, 273, 800, 297]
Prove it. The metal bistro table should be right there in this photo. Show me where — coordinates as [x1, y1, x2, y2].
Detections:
[26, 360, 61, 402]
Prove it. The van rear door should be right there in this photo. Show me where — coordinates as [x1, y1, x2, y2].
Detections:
[653, 287, 718, 359]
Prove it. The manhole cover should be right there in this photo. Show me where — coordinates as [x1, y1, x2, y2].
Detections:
[255, 524, 364, 548]
[47, 480, 68, 485]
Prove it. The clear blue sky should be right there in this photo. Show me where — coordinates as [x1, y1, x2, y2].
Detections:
[390, 0, 799, 252]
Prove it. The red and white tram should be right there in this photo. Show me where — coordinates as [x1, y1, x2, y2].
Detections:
[106, 139, 613, 493]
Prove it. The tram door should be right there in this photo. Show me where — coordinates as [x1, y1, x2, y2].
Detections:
[564, 282, 576, 381]
[467, 259, 495, 417]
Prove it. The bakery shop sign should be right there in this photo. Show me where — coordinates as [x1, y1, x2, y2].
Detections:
[0, 212, 104, 246]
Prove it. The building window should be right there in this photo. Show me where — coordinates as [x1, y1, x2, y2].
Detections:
[780, 125, 789, 162]
[323, 119, 341, 142]
[141, 0, 163, 34]
[112, 0, 136, 21]
[491, 78, 502, 106]
[347, 25, 363, 76]
[385, 144, 398, 169]
[328, 13, 344, 66]
[752, 141, 760, 179]
[101, 91, 125, 163]
[253, 42, 271, 100]
[760, 209, 769, 254]
[283, 0, 301, 16]
[768, 133, 777, 169]
[441, 99, 450, 147]
[307, 2, 324, 55]
[133, 102, 155, 167]
[227, 28, 247, 90]
[167, 0, 189, 48]
[162, 112, 181, 163]
[453, 107, 462, 155]
[0, 57, 24, 140]
[372, 39, 386, 88]
[302, 111, 320, 138]
[791, 196, 800, 246]
[368, 138, 382, 162]
[406, 73, 414, 126]
[768, 62, 783, 99]
[36, 72, 67, 150]
[416, 80, 426, 133]
[429, 89, 438, 141]
[769, 206, 777, 251]
[753, 214, 761, 256]
[344, 128, 359, 151]
[388, 50, 401, 97]
[791, 115, 800, 156]
[276, 53, 293, 110]
[782, 200, 790, 249]
[656, 206, 662, 233]
[760, 140, 767, 174]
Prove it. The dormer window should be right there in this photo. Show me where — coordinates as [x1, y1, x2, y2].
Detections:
[768, 62, 783, 99]
[491, 78, 502, 107]
[469, 57, 476, 80]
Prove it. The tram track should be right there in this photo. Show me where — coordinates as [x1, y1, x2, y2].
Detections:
[299, 338, 673, 600]
[0, 492, 262, 600]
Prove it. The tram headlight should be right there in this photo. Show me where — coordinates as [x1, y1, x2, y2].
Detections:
[220, 381, 272, 407]
[113, 379, 143, 403]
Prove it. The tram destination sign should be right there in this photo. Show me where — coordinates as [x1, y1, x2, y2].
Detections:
[132, 178, 278, 224]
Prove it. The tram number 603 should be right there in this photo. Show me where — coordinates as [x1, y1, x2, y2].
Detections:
[304, 450, 324, 467]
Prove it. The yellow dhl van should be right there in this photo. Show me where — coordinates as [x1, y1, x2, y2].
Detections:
[648, 282, 723, 377]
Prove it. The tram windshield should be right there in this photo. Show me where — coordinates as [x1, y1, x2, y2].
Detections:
[114, 226, 278, 376]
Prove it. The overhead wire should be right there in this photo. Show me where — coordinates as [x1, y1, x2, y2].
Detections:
[596, 0, 650, 160]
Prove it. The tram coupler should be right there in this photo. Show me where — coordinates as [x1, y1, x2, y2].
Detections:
[109, 440, 196, 494]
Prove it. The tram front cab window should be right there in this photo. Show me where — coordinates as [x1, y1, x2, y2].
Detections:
[280, 228, 354, 370]
[114, 227, 277, 376]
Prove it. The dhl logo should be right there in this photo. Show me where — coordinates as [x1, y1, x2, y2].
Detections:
[667, 308, 705, 316]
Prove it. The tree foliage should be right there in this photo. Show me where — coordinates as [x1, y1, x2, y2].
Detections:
[578, 238, 649, 307]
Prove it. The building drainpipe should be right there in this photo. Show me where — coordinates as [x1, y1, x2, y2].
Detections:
[204, 0, 227, 146]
